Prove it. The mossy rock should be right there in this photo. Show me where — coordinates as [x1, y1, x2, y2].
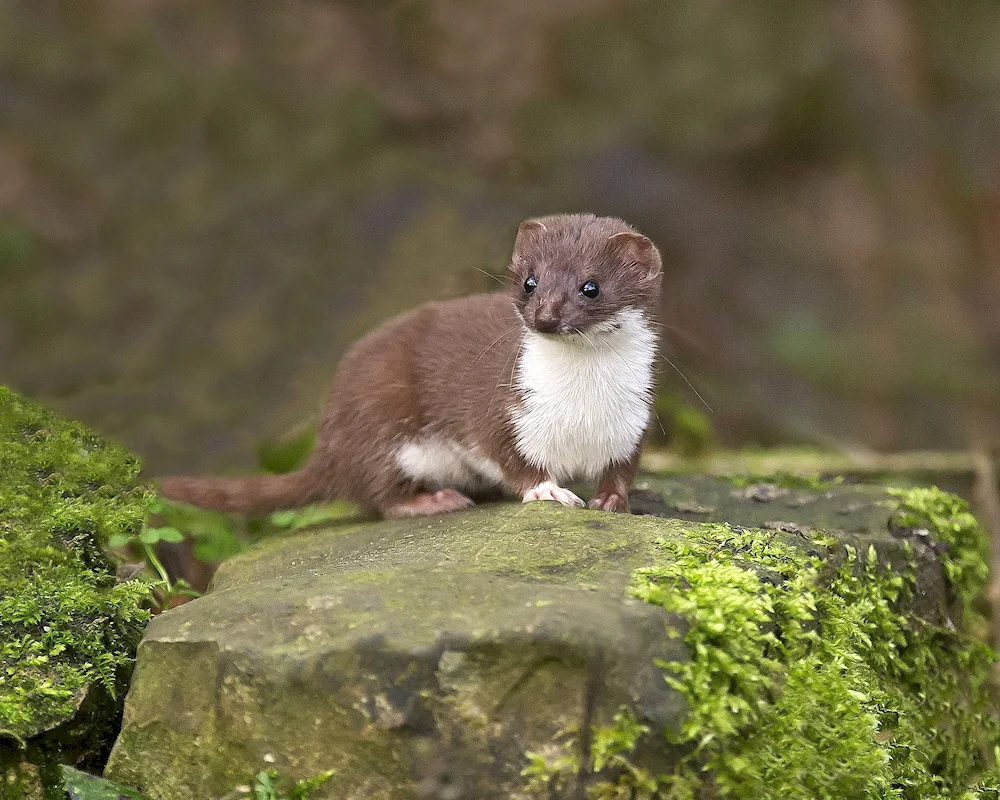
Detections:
[640, 448, 986, 500]
[106, 478, 999, 799]
[0, 386, 152, 800]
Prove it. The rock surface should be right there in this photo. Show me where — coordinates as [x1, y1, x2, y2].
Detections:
[107, 505, 688, 799]
[106, 478, 999, 799]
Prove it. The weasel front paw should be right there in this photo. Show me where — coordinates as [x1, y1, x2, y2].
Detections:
[522, 481, 585, 508]
[587, 492, 630, 513]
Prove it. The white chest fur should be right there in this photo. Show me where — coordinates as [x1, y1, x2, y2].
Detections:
[511, 308, 657, 482]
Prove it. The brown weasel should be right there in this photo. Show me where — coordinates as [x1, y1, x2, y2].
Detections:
[158, 213, 662, 518]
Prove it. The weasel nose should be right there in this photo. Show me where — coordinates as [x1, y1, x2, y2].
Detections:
[533, 309, 561, 333]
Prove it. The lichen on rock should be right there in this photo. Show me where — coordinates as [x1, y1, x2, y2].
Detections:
[0, 386, 152, 798]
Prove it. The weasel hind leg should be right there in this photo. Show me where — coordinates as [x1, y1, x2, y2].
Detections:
[383, 488, 475, 519]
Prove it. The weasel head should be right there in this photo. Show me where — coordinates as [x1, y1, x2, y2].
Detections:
[508, 213, 662, 341]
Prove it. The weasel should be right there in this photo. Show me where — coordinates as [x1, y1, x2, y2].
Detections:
[158, 213, 662, 518]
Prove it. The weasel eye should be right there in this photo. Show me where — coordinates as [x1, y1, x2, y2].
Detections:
[523, 275, 538, 295]
[580, 280, 600, 299]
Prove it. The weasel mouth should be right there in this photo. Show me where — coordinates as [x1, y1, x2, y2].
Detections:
[533, 325, 575, 337]
[528, 320, 621, 338]
[578, 321, 622, 337]
[542, 326, 618, 344]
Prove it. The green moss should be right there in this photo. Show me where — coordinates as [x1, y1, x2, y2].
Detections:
[1, 756, 44, 800]
[640, 449, 979, 493]
[523, 491, 1000, 798]
[887, 486, 988, 608]
[726, 471, 844, 491]
[644, 524, 999, 798]
[0, 386, 151, 746]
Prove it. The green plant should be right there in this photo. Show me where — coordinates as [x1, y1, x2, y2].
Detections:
[522, 725, 579, 795]
[109, 501, 200, 610]
[149, 496, 248, 563]
[248, 768, 334, 800]
[269, 502, 359, 531]
[255, 427, 316, 475]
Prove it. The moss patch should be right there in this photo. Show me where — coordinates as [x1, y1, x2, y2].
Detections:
[887, 486, 988, 610]
[525, 490, 1000, 798]
[640, 448, 982, 499]
[0, 387, 151, 774]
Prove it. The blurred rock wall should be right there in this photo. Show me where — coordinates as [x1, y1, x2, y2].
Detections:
[1, 0, 999, 473]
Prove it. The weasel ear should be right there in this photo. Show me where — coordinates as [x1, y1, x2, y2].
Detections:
[514, 219, 547, 251]
[608, 231, 661, 282]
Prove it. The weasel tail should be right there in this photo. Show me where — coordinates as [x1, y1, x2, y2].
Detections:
[157, 464, 327, 515]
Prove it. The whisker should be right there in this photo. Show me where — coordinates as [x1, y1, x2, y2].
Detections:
[593, 324, 712, 424]
[459, 325, 519, 382]
[573, 327, 599, 352]
[487, 328, 525, 417]
[473, 267, 514, 287]
[508, 334, 526, 390]
[659, 353, 713, 414]
[652, 406, 668, 438]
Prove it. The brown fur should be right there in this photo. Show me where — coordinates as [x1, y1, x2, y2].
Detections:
[158, 213, 663, 517]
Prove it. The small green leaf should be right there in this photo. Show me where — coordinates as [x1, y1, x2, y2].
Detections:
[270, 510, 298, 529]
[140, 526, 183, 544]
[138, 528, 160, 545]
[191, 525, 246, 562]
[254, 769, 278, 800]
[107, 533, 132, 548]
[156, 527, 185, 543]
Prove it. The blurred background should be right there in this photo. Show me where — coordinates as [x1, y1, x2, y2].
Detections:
[2, 0, 999, 476]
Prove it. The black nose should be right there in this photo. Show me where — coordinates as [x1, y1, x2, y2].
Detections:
[533, 311, 560, 333]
